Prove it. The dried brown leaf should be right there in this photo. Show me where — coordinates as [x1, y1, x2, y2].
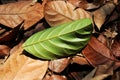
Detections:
[0, 42, 48, 80]
[93, 2, 115, 30]
[82, 36, 115, 67]
[44, 0, 91, 26]
[0, 1, 44, 30]
[72, 55, 89, 65]
[49, 58, 70, 73]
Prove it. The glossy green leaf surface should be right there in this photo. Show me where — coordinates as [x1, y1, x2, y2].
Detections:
[23, 19, 93, 60]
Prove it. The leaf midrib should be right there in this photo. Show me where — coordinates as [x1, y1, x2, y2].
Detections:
[23, 23, 91, 47]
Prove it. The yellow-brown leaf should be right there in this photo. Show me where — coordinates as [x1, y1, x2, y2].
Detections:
[44, 1, 91, 26]
[0, 42, 48, 80]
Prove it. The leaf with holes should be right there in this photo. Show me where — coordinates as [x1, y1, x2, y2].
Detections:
[23, 18, 92, 60]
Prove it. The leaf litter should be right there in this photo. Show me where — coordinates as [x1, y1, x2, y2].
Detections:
[0, 0, 120, 80]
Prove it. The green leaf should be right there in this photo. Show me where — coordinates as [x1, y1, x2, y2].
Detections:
[23, 18, 93, 60]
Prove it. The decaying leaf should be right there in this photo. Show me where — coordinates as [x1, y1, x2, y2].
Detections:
[0, 1, 44, 30]
[82, 36, 115, 67]
[44, 0, 91, 26]
[0, 42, 48, 80]
[49, 58, 70, 73]
[93, 2, 115, 30]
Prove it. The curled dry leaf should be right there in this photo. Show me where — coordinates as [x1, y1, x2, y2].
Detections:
[0, 45, 10, 57]
[93, 2, 115, 30]
[72, 55, 89, 65]
[82, 36, 115, 67]
[0, 42, 48, 80]
[0, 1, 44, 30]
[44, 0, 91, 26]
[49, 58, 70, 73]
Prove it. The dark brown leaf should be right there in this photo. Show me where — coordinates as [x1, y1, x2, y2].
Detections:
[82, 36, 115, 67]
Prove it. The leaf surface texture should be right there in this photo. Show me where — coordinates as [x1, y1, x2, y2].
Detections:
[23, 19, 93, 60]
[44, 1, 91, 26]
[0, 1, 43, 30]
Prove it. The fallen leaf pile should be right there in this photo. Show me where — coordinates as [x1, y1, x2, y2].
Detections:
[0, 0, 120, 80]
